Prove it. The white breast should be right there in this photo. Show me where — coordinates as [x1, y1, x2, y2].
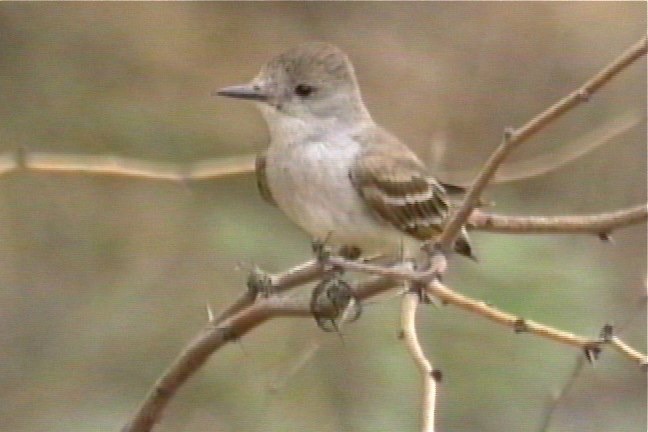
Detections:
[265, 130, 407, 254]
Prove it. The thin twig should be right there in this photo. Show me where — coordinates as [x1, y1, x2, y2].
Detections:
[437, 36, 648, 251]
[0, 151, 256, 181]
[401, 291, 437, 432]
[535, 355, 586, 432]
[609, 337, 648, 369]
[425, 280, 592, 349]
[469, 205, 647, 235]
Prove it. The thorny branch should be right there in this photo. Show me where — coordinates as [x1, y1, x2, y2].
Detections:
[118, 36, 647, 432]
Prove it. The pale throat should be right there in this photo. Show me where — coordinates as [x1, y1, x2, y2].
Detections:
[258, 94, 372, 146]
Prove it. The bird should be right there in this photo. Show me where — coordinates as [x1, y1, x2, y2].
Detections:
[217, 42, 474, 264]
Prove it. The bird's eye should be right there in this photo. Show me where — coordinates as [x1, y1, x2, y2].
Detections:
[294, 84, 315, 97]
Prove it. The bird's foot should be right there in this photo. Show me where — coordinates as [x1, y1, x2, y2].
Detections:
[310, 270, 361, 332]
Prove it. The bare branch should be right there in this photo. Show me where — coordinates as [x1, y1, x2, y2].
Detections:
[0, 151, 256, 181]
[425, 280, 592, 349]
[609, 336, 648, 369]
[401, 291, 437, 432]
[469, 205, 647, 235]
[437, 36, 647, 250]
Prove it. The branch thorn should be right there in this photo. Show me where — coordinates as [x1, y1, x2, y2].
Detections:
[431, 369, 443, 383]
[513, 318, 528, 333]
[577, 89, 591, 102]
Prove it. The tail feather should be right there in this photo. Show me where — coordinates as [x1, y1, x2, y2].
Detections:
[454, 228, 477, 261]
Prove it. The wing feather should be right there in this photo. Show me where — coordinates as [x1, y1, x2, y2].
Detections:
[349, 127, 475, 259]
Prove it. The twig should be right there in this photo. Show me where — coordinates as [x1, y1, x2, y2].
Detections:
[437, 36, 648, 251]
[425, 280, 593, 349]
[0, 151, 256, 181]
[469, 205, 647, 235]
[609, 337, 648, 369]
[536, 355, 586, 432]
[401, 291, 437, 432]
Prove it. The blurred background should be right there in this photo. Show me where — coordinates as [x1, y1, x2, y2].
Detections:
[0, 3, 645, 432]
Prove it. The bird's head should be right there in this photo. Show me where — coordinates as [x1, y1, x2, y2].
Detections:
[217, 42, 370, 126]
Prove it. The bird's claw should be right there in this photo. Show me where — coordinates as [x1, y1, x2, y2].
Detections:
[310, 273, 361, 332]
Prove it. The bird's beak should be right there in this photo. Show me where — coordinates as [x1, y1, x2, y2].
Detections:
[212, 84, 268, 102]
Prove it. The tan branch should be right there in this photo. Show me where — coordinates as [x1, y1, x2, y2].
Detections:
[425, 280, 592, 349]
[437, 36, 647, 251]
[610, 336, 648, 369]
[401, 291, 437, 432]
[469, 205, 648, 235]
[123, 256, 647, 432]
[0, 151, 256, 181]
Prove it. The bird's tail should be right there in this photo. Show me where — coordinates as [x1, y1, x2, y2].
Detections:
[454, 228, 477, 261]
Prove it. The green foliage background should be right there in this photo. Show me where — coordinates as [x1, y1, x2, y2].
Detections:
[0, 3, 645, 432]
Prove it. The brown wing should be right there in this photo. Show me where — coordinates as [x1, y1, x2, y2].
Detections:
[350, 149, 449, 241]
[255, 152, 276, 206]
[349, 127, 475, 259]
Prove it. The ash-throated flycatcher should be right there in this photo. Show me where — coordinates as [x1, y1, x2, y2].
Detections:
[217, 42, 473, 260]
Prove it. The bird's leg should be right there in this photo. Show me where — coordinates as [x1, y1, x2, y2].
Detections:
[310, 270, 361, 332]
[420, 241, 448, 281]
[413, 241, 448, 304]
[310, 237, 362, 331]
